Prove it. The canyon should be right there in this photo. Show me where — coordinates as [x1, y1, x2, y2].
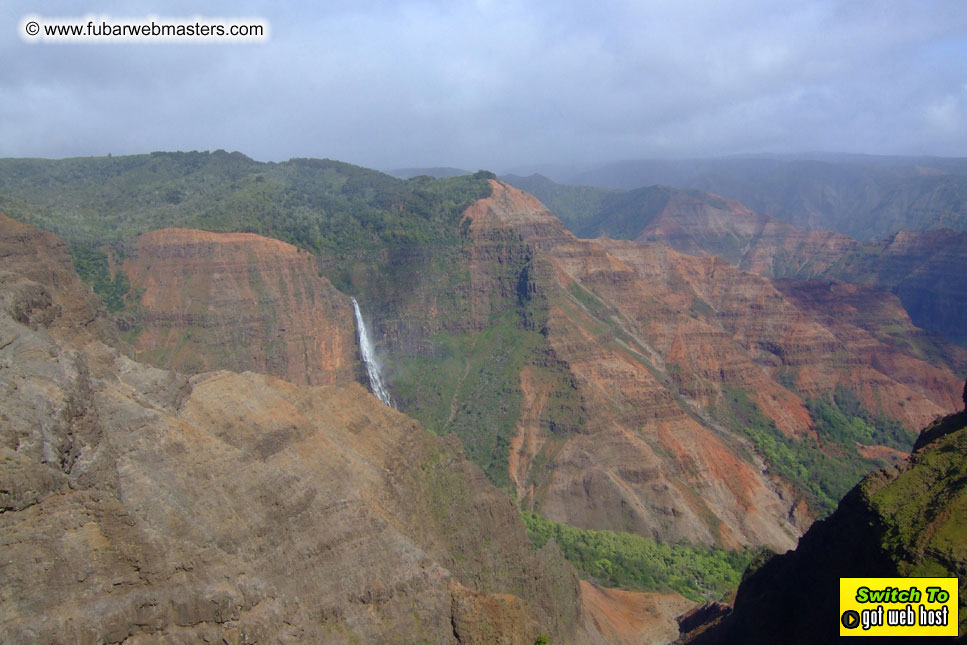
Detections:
[447, 181, 963, 546]
[2, 152, 966, 641]
[0, 213, 599, 642]
[96, 179, 964, 556]
[504, 174, 967, 347]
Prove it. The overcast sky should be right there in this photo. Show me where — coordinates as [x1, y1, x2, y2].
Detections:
[3, 0, 966, 171]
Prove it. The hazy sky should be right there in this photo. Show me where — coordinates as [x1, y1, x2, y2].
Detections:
[3, 0, 966, 171]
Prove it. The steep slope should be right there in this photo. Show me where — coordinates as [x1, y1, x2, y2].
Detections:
[5, 155, 963, 558]
[594, 242, 961, 430]
[681, 408, 967, 643]
[0, 152, 494, 322]
[0, 215, 589, 643]
[498, 173, 620, 235]
[518, 176, 967, 349]
[0, 213, 122, 347]
[119, 228, 357, 385]
[460, 186, 803, 549]
[442, 182, 963, 550]
[581, 582, 695, 645]
[835, 229, 967, 346]
[631, 191, 860, 279]
[646, 215, 967, 348]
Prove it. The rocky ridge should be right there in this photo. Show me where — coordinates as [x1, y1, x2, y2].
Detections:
[94, 181, 965, 556]
[460, 181, 963, 550]
[572, 184, 967, 349]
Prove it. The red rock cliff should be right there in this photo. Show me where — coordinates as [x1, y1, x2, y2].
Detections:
[0, 213, 591, 644]
[121, 228, 356, 386]
[461, 181, 964, 551]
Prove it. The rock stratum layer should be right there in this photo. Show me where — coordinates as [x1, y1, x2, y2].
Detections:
[61, 178, 965, 558]
[0, 213, 591, 644]
[453, 181, 964, 551]
[578, 184, 967, 348]
[120, 228, 357, 386]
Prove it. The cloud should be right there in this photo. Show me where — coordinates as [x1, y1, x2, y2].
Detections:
[2, 0, 966, 168]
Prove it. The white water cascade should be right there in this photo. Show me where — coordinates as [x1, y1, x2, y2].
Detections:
[351, 297, 394, 408]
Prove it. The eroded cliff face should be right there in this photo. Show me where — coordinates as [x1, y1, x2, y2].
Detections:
[119, 228, 357, 386]
[619, 190, 967, 348]
[581, 582, 695, 645]
[456, 181, 964, 551]
[459, 183, 799, 550]
[0, 213, 122, 347]
[632, 189, 861, 278]
[850, 229, 967, 346]
[0, 216, 588, 644]
[773, 279, 965, 421]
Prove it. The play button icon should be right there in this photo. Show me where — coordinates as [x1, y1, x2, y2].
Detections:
[841, 610, 860, 630]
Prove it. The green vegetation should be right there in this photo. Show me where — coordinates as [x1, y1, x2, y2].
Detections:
[870, 412, 967, 551]
[0, 152, 491, 293]
[395, 309, 584, 491]
[808, 386, 912, 452]
[498, 175, 620, 235]
[500, 177, 745, 244]
[571, 185, 674, 239]
[522, 511, 753, 601]
[722, 387, 910, 517]
[397, 313, 542, 489]
[69, 241, 131, 311]
[0, 153, 584, 496]
[863, 412, 967, 636]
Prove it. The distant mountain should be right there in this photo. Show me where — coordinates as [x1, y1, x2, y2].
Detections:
[386, 166, 472, 179]
[498, 173, 619, 233]
[535, 156, 967, 241]
[501, 174, 967, 347]
[10, 152, 967, 642]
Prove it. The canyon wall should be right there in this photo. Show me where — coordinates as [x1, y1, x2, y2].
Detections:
[120, 228, 357, 386]
[447, 182, 963, 550]
[0, 213, 590, 644]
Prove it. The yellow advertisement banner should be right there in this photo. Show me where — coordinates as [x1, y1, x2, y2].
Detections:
[840, 577, 958, 637]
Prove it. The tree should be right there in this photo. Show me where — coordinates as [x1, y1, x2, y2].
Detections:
[962, 377, 966, 411]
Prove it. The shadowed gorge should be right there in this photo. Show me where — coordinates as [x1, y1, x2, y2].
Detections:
[680, 410, 967, 643]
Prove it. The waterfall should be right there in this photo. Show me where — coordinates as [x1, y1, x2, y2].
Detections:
[351, 297, 394, 408]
